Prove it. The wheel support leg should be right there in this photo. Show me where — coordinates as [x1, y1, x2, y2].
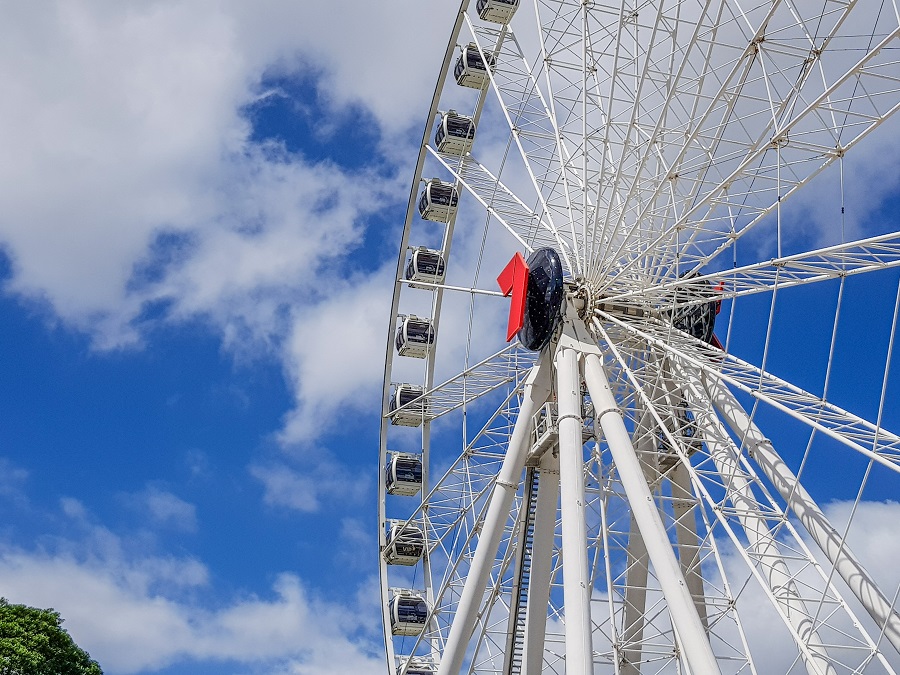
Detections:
[437, 355, 553, 675]
[621, 511, 649, 675]
[582, 353, 721, 675]
[555, 345, 594, 675]
[676, 366, 836, 675]
[670, 461, 708, 630]
[705, 374, 900, 655]
[620, 408, 657, 675]
[522, 449, 560, 675]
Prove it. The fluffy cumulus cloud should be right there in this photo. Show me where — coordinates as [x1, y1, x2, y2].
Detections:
[0, 4, 455, 671]
[0, 501, 383, 674]
[281, 264, 395, 441]
[0, 546, 383, 674]
[0, 0, 451, 437]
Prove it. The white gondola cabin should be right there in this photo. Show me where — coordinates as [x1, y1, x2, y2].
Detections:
[395, 315, 435, 359]
[434, 111, 475, 155]
[405, 247, 446, 288]
[477, 0, 519, 23]
[399, 668, 436, 675]
[389, 384, 428, 427]
[418, 179, 459, 222]
[389, 591, 429, 636]
[385, 454, 423, 495]
[397, 657, 436, 675]
[384, 522, 425, 565]
[453, 43, 496, 89]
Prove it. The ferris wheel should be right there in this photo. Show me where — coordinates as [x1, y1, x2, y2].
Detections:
[378, 1, 900, 674]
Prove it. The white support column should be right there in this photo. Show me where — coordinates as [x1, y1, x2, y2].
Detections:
[555, 345, 594, 675]
[675, 367, 835, 675]
[582, 353, 722, 675]
[705, 374, 900, 655]
[523, 449, 560, 675]
[620, 408, 657, 675]
[621, 511, 649, 675]
[670, 461, 708, 630]
[437, 354, 553, 675]
[584, 354, 721, 675]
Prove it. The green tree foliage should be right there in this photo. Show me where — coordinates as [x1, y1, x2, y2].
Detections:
[0, 599, 102, 675]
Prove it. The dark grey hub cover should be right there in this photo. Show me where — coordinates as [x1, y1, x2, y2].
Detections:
[518, 247, 565, 351]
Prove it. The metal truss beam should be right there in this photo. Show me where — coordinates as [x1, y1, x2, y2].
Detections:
[603, 229, 900, 309]
[388, 344, 537, 423]
[596, 312, 900, 475]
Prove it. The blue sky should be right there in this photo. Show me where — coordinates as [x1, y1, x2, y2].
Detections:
[1, 3, 899, 674]
[0, 2, 464, 673]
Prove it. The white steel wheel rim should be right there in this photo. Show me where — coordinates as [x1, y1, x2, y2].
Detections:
[380, 2, 900, 674]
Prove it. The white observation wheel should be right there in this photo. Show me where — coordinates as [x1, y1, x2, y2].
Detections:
[379, 1, 900, 674]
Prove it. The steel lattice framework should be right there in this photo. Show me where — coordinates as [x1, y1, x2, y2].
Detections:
[379, 1, 900, 674]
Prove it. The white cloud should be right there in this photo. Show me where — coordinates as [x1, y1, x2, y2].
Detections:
[0, 548, 383, 675]
[0, 1, 462, 452]
[61, 497, 90, 521]
[250, 454, 369, 514]
[0, 502, 383, 674]
[250, 463, 320, 513]
[0, 0, 448, 338]
[222, 0, 459, 140]
[280, 265, 394, 442]
[336, 518, 376, 572]
[821, 499, 900, 599]
[0, 457, 29, 503]
[125, 486, 198, 533]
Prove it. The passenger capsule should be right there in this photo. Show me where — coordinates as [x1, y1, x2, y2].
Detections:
[396, 315, 435, 359]
[477, 0, 519, 24]
[397, 658, 436, 675]
[453, 43, 496, 89]
[389, 592, 429, 636]
[399, 668, 436, 675]
[389, 384, 428, 427]
[385, 454, 423, 496]
[384, 522, 425, 565]
[405, 247, 446, 288]
[418, 179, 459, 222]
[434, 111, 476, 155]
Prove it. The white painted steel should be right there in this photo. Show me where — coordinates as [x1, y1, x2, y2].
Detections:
[582, 352, 721, 675]
[706, 374, 900, 655]
[670, 461, 708, 630]
[522, 449, 558, 675]
[382, 0, 900, 672]
[675, 364, 837, 675]
[436, 355, 552, 675]
[554, 345, 594, 675]
[620, 404, 659, 675]
[620, 510, 649, 675]
[594, 318, 896, 675]
[598, 310, 900, 477]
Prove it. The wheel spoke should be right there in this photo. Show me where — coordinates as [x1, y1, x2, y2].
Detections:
[597, 310, 900, 475]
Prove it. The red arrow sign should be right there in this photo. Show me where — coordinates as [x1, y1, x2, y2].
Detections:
[497, 252, 529, 342]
